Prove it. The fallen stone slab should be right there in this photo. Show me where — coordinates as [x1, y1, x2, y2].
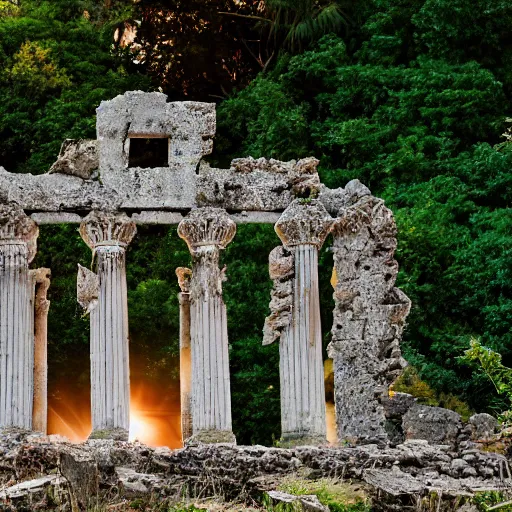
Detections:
[266, 490, 329, 512]
[0, 474, 68, 509]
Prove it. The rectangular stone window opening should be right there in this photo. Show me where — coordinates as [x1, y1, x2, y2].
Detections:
[128, 137, 169, 168]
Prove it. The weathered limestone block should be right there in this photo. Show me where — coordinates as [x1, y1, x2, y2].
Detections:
[60, 446, 100, 510]
[49, 139, 99, 179]
[197, 156, 321, 211]
[97, 91, 215, 209]
[176, 266, 193, 443]
[0, 166, 119, 212]
[327, 181, 411, 445]
[381, 392, 416, 445]
[317, 181, 372, 217]
[29, 268, 51, 434]
[178, 208, 236, 444]
[270, 199, 333, 445]
[403, 405, 462, 448]
[0, 474, 68, 509]
[468, 413, 498, 441]
[0, 204, 39, 431]
[79, 211, 137, 440]
[266, 491, 329, 512]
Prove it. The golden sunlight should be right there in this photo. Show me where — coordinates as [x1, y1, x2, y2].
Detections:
[129, 411, 157, 443]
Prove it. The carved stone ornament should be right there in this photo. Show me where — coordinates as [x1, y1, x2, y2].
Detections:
[77, 264, 100, 313]
[0, 203, 39, 262]
[275, 199, 333, 249]
[79, 210, 137, 250]
[177, 207, 236, 254]
[176, 267, 193, 293]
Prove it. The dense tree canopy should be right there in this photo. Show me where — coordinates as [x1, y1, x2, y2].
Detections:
[1, 0, 512, 443]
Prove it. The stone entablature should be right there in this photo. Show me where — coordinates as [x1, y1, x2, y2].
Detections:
[0, 92, 328, 221]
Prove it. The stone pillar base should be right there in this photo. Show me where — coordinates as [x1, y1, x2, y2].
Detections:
[186, 429, 236, 445]
[88, 428, 128, 442]
[280, 433, 327, 448]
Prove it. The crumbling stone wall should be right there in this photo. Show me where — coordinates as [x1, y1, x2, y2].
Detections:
[325, 180, 411, 445]
[1, 432, 511, 512]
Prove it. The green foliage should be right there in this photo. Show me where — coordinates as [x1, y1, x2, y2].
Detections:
[7, 40, 71, 96]
[0, 0, 151, 174]
[472, 491, 512, 511]
[263, 0, 349, 52]
[216, 0, 512, 415]
[273, 477, 371, 511]
[462, 340, 512, 424]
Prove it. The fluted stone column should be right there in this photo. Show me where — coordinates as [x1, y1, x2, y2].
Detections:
[0, 204, 39, 431]
[30, 268, 51, 434]
[176, 267, 193, 443]
[178, 208, 236, 444]
[79, 211, 136, 440]
[274, 199, 332, 445]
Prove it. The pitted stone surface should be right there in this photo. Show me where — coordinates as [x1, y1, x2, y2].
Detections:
[403, 405, 462, 448]
[197, 157, 322, 211]
[327, 185, 411, 445]
[49, 139, 99, 179]
[468, 413, 498, 441]
[0, 166, 120, 212]
[96, 91, 215, 210]
[317, 180, 371, 216]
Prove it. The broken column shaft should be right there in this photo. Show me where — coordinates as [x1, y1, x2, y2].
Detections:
[0, 205, 39, 431]
[178, 208, 236, 444]
[327, 183, 411, 444]
[79, 211, 136, 440]
[176, 267, 193, 443]
[30, 268, 51, 434]
[274, 199, 332, 445]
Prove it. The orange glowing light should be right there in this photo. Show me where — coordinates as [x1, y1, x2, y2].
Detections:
[129, 381, 182, 448]
[47, 378, 182, 448]
[326, 401, 338, 444]
[129, 411, 157, 443]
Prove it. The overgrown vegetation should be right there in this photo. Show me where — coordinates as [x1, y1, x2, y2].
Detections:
[275, 477, 371, 511]
[462, 340, 512, 425]
[1, 0, 512, 445]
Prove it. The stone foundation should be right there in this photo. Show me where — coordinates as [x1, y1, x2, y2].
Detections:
[1, 432, 511, 511]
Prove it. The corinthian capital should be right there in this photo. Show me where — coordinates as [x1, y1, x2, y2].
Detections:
[0, 203, 39, 262]
[178, 207, 236, 254]
[79, 211, 136, 250]
[275, 199, 332, 249]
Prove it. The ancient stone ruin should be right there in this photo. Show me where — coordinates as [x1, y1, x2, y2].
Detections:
[0, 89, 410, 445]
[2, 90, 512, 511]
